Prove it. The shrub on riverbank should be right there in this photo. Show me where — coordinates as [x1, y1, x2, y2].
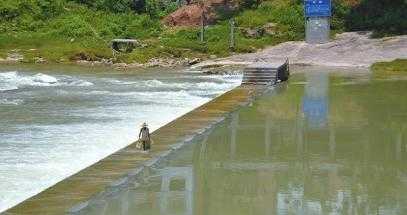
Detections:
[371, 59, 407, 79]
[345, 0, 407, 37]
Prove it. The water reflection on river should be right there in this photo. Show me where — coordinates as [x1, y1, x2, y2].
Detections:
[81, 69, 407, 215]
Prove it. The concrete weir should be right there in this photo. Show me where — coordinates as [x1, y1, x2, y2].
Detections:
[3, 86, 261, 215]
[3, 62, 289, 215]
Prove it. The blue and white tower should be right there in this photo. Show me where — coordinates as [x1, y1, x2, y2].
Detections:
[304, 0, 332, 43]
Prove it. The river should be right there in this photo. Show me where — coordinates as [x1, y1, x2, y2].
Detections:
[78, 68, 407, 215]
[0, 65, 242, 212]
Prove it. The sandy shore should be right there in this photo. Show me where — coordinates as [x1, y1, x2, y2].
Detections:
[194, 32, 407, 69]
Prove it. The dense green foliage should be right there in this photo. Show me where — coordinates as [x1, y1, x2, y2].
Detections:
[0, 0, 405, 64]
[70, 0, 178, 16]
[0, 0, 305, 63]
[345, 0, 407, 37]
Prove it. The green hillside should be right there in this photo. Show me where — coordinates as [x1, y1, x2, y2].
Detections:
[0, 0, 405, 64]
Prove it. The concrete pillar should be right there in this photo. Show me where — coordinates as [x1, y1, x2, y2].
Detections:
[229, 19, 235, 51]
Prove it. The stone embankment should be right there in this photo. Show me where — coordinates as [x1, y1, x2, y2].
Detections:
[76, 57, 202, 69]
[194, 32, 407, 69]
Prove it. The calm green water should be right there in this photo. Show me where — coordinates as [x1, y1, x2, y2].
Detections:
[80, 70, 407, 215]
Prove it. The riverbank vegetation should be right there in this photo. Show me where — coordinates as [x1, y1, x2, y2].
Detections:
[371, 59, 407, 79]
[0, 0, 406, 64]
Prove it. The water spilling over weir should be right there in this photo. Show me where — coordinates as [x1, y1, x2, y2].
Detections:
[3, 66, 407, 215]
[3, 59, 288, 213]
[0, 65, 242, 213]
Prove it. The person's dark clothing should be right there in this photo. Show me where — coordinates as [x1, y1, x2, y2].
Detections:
[139, 127, 150, 151]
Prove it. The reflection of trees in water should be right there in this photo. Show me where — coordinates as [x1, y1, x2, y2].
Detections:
[82, 73, 407, 215]
[195, 73, 407, 214]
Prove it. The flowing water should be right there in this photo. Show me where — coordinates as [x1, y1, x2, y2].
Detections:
[0, 65, 242, 212]
[80, 69, 407, 215]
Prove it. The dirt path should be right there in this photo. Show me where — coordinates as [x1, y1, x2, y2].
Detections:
[194, 32, 407, 69]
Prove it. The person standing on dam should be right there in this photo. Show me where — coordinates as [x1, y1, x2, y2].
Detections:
[139, 122, 151, 151]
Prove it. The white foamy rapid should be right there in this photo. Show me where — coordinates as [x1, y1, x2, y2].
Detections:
[0, 71, 93, 92]
[0, 69, 242, 212]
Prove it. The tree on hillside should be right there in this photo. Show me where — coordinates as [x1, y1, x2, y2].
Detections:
[345, 0, 407, 36]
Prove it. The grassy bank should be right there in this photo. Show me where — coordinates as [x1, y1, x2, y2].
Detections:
[0, 0, 405, 65]
[0, 0, 305, 64]
[371, 59, 407, 78]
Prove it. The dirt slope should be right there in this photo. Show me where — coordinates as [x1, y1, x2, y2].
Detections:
[163, 0, 238, 26]
[194, 32, 407, 68]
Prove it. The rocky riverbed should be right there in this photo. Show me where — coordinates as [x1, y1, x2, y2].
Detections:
[0, 53, 203, 69]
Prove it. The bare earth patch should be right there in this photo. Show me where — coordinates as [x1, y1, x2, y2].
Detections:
[194, 32, 407, 68]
